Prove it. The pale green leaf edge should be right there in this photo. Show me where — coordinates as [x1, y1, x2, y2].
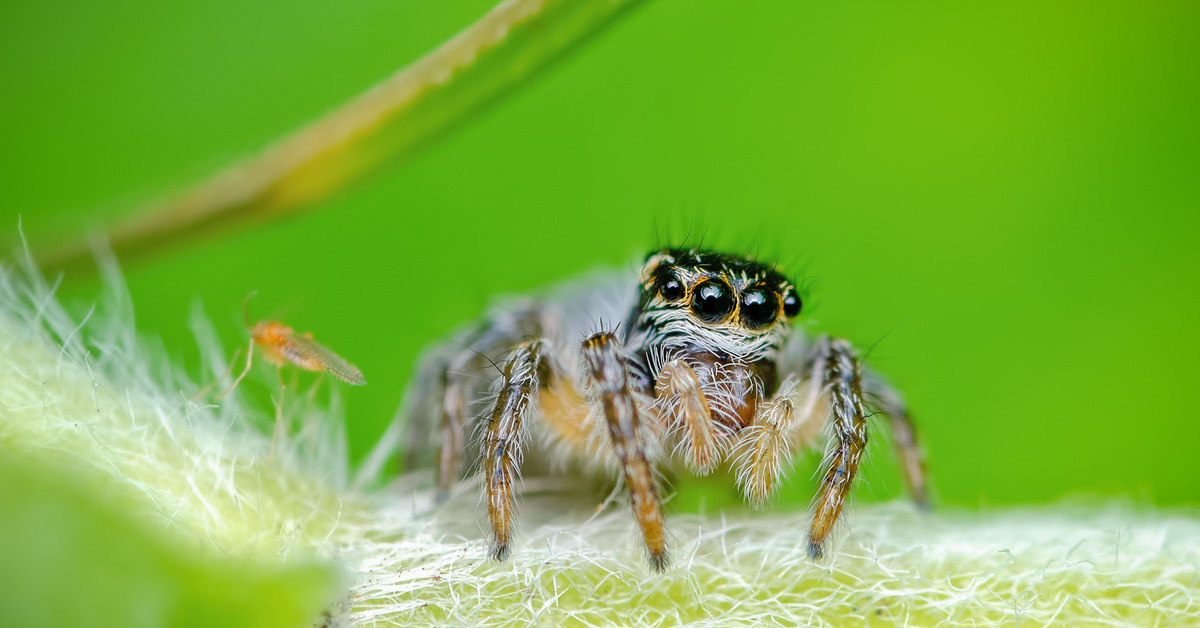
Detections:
[1, 245, 1197, 627]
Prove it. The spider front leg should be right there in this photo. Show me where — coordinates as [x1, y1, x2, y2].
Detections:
[582, 332, 669, 572]
[807, 337, 870, 559]
[736, 337, 931, 558]
[734, 337, 871, 557]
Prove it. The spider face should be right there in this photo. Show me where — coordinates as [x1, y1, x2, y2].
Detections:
[630, 248, 802, 364]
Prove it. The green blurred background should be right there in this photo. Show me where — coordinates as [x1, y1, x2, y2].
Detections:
[3, 0, 1198, 509]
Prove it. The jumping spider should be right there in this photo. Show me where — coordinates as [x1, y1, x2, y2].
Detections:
[403, 248, 929, 571]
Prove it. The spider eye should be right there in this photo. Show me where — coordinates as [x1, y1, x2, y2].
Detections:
[690, 279, 735, 323]
[782, 290, 802, 318]
[654, 266, 685, 302]
[740, 287, 779, 330]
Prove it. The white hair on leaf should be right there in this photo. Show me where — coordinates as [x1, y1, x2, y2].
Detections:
[3, 242, 1197, 627]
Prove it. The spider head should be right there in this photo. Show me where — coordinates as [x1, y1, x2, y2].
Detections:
[629, 248, 801, 362]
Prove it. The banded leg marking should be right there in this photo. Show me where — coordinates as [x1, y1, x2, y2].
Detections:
[808, 337, 869, 559]
[483, 339, 545, 562]
[582, 332, 668, 572]
[865, 372, 931, 508]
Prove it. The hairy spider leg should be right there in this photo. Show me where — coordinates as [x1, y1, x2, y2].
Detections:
[398, 346, 456, 474]
[438, 337, 507, 500]
[482, 339, 547, 561]
[416, 317, 537, 501]
[439, 370, 469, 501]
[807, 337, 869, 559]
[400, 343, 476, 497]
[864, 370, 932, 508]
[582, 332, 668, 572]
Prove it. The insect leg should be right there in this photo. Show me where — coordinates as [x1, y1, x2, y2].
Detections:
[216, 336, 256, 400]
[483, 339, 547, 562]
[269, 366, 285, 460]
[807, 336, 869, 560]
[582, 332, 668, 572]
[656, 359, 726, 474]
[863, 370, 931, 508]
[191, 346, 244, 401]
[305, 373, 325, 450]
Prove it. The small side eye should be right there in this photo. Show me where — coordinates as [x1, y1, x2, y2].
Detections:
[740, 287, 779, 330]
[690, 279, 735, 323]
[782, 290, 802, 318]
[654, 266, 685, 302]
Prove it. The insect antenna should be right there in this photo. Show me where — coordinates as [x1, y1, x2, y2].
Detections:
[241, 290, 258, 327]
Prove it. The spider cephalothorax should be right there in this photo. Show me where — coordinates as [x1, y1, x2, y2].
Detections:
[627, 248, 800, 363]
[402, 247, 929, 572]
[624, 249, 803, 458]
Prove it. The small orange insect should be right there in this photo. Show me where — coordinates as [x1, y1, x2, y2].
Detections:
[207, 291, 366, 453]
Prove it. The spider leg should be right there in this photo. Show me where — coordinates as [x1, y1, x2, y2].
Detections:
[582, 332, 668, 572]
[397, 332, 509, 498]
[482, 338, 548, 562]
[863, 370, 931, 508]
[407, 311, 542, 501]
[807, 336, 869, 559]
[437, 372, 469, 501]
[732, 374, 810, 503]
[656, 358, 727, 474]
[438, 322, 529, 500]
[404, 343, 480, 500]
[396, 346, 452, 473]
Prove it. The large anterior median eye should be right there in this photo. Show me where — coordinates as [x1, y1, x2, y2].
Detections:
[740, 286, 779, 330]
[690, 279, 735, 323]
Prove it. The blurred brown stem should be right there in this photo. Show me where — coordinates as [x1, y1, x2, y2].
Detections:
[37, 0, 646, 275]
